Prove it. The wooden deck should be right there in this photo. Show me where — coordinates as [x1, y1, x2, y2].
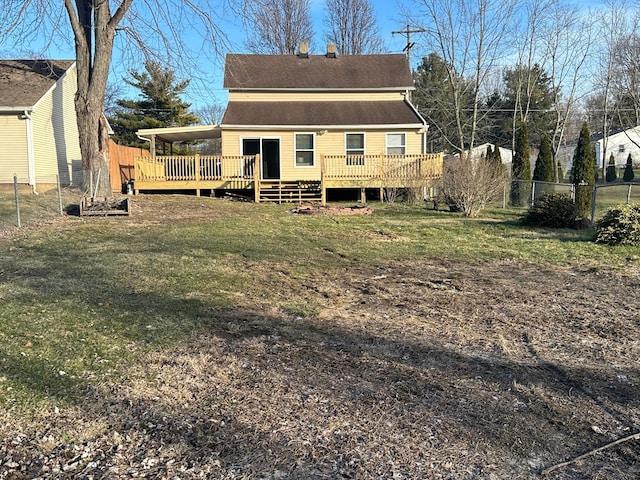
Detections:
[133, 153, 443, 203]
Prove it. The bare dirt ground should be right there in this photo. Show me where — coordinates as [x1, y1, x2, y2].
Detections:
[2, 196, 640, 479]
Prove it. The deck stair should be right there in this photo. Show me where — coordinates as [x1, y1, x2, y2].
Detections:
[259, 180, 322, 203]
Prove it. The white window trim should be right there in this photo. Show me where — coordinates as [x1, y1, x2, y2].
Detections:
[386, 132, 407, 155]
[294, 132, 316, 168]
[345, 132, 366, 156]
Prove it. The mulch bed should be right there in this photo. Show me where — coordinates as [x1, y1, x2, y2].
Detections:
[289, 205, 373, 215]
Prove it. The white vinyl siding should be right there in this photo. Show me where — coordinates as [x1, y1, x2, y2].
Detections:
[0, 114, 29, 183]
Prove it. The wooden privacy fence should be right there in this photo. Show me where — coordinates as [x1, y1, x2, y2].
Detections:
[109, 140, 149, 192]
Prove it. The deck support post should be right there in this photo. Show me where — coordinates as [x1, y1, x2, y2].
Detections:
[253, 154, 261, 203]
[320, 154, 327, 205]
[360, 187, 366, 203]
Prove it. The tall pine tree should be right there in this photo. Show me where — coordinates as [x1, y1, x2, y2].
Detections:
[109, 61, 200, 149]
[533, 133, 554, 182]
[510, 121, 531, 206]
[572, 122, 596, 220]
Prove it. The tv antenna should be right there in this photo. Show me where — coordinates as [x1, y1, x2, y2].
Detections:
[392, 24, 426, 66]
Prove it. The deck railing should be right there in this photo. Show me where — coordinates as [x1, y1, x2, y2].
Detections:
[134, 153, 443, 202]
[135, 155, 256, 182]
[322, 153, 443, 181]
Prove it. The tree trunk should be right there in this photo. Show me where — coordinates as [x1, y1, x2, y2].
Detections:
[76, 92, 111, 197]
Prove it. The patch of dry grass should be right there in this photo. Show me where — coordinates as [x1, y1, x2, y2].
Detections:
[1, 195, 640, 478]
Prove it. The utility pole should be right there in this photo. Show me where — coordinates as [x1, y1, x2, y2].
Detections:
[392, 24, 426, 67]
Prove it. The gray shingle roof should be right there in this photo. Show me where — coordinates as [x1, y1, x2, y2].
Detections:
[223, 54, 414, 90]
[0, 59, 75, 109]
[222, 101, 424, 127]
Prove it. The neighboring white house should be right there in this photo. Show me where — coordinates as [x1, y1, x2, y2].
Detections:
[446, 143, 514, 166]
[0, 59, 81, 191]
[593, 126, 640, 169]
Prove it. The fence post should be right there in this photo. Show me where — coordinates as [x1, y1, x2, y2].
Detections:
[13, 174, 21, 227]
[531, 180, 536, 206]
[627, 184, 633, 204]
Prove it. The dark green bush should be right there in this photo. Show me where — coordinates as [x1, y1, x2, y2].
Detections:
[522, 193, 577, 228]
[595, 203, 640, 245]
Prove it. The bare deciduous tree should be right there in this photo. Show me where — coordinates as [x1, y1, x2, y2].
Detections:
[409, 0, 516, 155]
[543, 0, 594, 182]
[324, 0, 383, 54]
[196, 103, 227, 125]
[243, 0, 314, 54]
[0, 0, 229, 197]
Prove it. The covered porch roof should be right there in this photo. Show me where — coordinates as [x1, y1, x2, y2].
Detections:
[137, 124, 221, 143]
[136, 125, 221, 156]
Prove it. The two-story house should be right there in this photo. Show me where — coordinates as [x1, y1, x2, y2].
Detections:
[0, 60, 81, 192]
[135, 45, 443, 202]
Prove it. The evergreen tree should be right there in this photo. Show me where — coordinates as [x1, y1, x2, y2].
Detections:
[623, 153, 636, 182]
[605, 153, 617, 183]
[413, 53, 474, 153]
[492, 144, 503, 166]
[485, 65, 556, 148]
[557, 160, 564, 182]
[510, 121, 531, 206]
[108, 60, 200, 148]
[533, 132, 554, 182]
[572, 122, 596, 219]
[486, 144, 493, 160]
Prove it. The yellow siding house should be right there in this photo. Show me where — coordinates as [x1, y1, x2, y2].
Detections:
[136, 45, 443, 202]
[0, 60, 81, 192]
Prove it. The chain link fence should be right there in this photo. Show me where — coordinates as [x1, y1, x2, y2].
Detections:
[505, 180, 640, 223]
[0, 175, 78, 234]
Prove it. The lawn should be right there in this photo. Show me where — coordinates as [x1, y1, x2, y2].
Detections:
[1, 192, 639, 479]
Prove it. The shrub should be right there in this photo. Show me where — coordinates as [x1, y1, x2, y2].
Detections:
[595, 203, 640, 245]
[440, 154, 509, 217]
[605, 153, 617, 183]
[522, 193, 577, 228]
[623, 154, 635, 182]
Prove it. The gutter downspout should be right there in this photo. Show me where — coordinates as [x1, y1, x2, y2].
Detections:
[23, 110, 37, 193]
[403, 92, 429, 154]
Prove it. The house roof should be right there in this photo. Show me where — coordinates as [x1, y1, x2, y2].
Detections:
[221, 100, 425, 128]
[223, 54, 414, 90]
[0, 59, 75, 110]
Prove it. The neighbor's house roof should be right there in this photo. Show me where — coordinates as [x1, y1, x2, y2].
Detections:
[223, 53, 415, 91]
[0, 59, 75, 110]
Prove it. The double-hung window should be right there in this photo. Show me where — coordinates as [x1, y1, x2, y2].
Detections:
[295, 133, 314, 167]
[346, 133, 365, 166]
[386, 133, 406, 155]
